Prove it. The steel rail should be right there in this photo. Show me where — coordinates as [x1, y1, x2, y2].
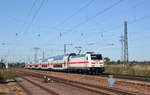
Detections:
[16, 69, 139, 95]
[21, 77, 59, 95]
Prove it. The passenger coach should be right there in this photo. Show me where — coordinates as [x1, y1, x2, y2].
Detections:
[25, 52, 104, 74]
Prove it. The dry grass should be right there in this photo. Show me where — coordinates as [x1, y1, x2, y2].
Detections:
[0, 92, 8, 95]
[104, 64, 150, 76]
[0, 69, 18, 82]
[132, 65, 150, 71]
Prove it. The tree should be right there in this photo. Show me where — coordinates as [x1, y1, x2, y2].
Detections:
[104, 57, 110, 63]
[8, 62, 25, 68]
[0, 62, 5, 69]
[117, 60, 121, 64]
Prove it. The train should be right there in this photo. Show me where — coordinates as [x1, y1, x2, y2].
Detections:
[25, 52, 104, 74]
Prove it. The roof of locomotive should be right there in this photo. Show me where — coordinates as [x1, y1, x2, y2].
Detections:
[33, 54, 69, 63]
[71, 54, 85, 58]
[30, 53, 99, 63]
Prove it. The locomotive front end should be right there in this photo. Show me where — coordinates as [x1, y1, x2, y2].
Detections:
[88, 53, 104, 73]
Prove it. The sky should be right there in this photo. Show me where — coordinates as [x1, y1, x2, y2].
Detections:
[0, 0, 150, 62]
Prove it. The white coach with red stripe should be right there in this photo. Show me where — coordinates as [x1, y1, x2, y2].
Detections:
[25, 52, 104, 74]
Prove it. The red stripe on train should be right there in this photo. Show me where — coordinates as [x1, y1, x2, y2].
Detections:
[69, 61, 89, 64]
[29, 61, 89, 66]
[92, 62, 103, 64]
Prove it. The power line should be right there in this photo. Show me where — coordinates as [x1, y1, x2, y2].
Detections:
[35, 0, 123, 39]
[55, 11, 150, 41]
[102, 14, 150, 35]
[5, 15, 27, 24]
[26, 0, 38, 17]
[132, 0, 146, 8]
[70, 0, 124, 29]
[72, 0, 146, 35]
[69, 0, 148, 37]
[98, 13, 150, 40]
[58, 0, 124, 38]
[24, 0, 46, 34]
[79, 13, 150, 38]
[16, 0, 38, 36]
[55, 0, 95, 28]
[129, 14, 150, 24]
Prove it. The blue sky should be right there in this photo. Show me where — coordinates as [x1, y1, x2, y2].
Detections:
[0, 0, 150, 62]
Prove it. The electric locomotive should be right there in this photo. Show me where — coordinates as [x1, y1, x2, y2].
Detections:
[25, 52, 104, 74]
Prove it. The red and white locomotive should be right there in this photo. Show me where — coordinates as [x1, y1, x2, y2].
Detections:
[25, 52, 104, 74]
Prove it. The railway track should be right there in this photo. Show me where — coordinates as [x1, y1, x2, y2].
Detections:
[58, 71, 150, 82]
[15, 69, 140, 95]
[14, 77, 59, 95]
[14, 78, 33, 95]
[22, 69, 150, 82]
[21, 77, 59, 95]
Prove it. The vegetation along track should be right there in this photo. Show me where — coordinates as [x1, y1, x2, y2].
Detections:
[15, 69, 139, 95]
[100, 74, 150, 82]
[92, 74, 150, 88]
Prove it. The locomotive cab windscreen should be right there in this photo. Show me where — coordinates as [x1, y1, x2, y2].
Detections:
[91, 54, 102, 60]
[90, 54, 104, 66]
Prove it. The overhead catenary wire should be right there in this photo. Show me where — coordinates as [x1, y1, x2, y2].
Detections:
[55, 0, 146, 36]
[57, 0, 124, 39]
[70, 0, 124, 30]
[87, 0, 146, 30]
[129, 13, 150, 24]
[2, 1, 149, 62]
[101, 13, 150, 34]
[15, 0, 38, 36]
[23, 0, 46, 34]
[132, 0, 146, 8]
[54, 0, 95, 28]
[59, 12, 150, 43]
[37, 0, 125, 39]
[70, 0, 147, 37]
[75, 13, 150, 38]
[55, 0, 150, 41]
[26, 0, 38, 17]
[53, 11, 150, 42]
[96, 13, 150, 43]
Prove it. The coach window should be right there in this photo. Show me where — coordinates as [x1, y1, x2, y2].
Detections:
[86, 57, 88, 60]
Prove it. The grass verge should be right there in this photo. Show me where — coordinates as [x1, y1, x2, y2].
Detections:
[0, 92, 8, 95]
[104, 64, 150, 76]
[0, 69, 19, 83]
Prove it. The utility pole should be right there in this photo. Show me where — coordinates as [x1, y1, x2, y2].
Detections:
[64, 44, 72, 54]
[64, 44, 66, 55]
[42, 50, 45, 59]
[120, 35, 124, 62]
[124, 21, 129, 64]
[28, 57, 31, 63]
[33, 47, 40, 60]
